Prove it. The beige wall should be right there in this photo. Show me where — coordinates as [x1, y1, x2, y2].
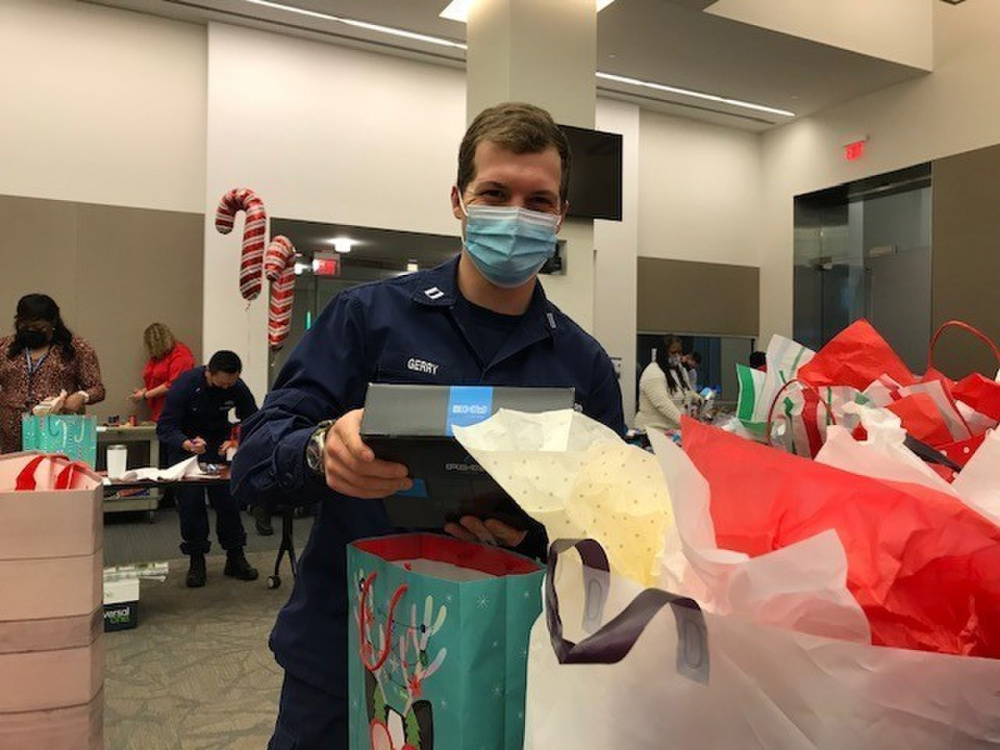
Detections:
[0, 0, 207, 213]
[708, 0, 933, 70]
[759, 2, 1000, 345]
[0, 196, 204, 421]
[639, 110, 763, 267]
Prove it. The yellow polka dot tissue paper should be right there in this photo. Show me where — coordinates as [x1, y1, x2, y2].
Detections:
[453, 409, 673, 586]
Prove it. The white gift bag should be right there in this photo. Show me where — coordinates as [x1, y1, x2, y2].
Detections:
[524, 539, 1000, 750]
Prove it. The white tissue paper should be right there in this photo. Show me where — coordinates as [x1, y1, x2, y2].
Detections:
[102, 455, 211, 484]
[648, 429, 871, 643]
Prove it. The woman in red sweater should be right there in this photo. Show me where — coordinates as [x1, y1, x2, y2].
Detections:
[130, 323, 195, 421]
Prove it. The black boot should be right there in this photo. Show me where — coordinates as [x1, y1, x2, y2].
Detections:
[253, 502, 274, 536]
[186, 553, 207, 588]
[224, 548, 259, 581]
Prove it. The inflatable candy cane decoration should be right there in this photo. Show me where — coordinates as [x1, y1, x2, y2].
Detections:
[264, 235, 297, 351]
[215, 188, 268, 301]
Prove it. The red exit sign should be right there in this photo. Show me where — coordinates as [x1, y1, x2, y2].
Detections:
[844, 139, 867, 161]
[312, 254, 340, 276]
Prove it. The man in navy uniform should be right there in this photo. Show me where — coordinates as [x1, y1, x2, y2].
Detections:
[158, 349, 259, 587]
[232, 102, 625, 749]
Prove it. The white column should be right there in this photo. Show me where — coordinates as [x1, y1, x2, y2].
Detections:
[465, 0, 598, 330]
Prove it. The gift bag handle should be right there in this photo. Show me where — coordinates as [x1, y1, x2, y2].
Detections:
[903, 434, 963, 472]
[927, 321, 1000, 373]
[15, 453, 70, 491]
[55, 460, 92, 490]
[545, 539, 709, 684]
[358, 572, 408, 672]
[46, 416, 66, 439]
[764, 378, 836, 450]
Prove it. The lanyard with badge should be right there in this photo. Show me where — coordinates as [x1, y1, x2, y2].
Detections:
[25, 347, 50, 408]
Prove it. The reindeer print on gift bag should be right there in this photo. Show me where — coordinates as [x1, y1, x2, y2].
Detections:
[347, 534, 544, 750]
[357, 570, 446, 750]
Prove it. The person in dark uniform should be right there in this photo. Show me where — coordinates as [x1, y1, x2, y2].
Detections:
[231, 102, 625, 750]
[157, 350, 260, 588]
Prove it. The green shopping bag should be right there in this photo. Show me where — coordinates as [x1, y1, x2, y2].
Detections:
[21, 414, 98, 468]
[348, 534, 544, 750]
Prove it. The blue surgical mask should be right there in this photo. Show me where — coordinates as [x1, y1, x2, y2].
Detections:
[459, 195, 560, 288]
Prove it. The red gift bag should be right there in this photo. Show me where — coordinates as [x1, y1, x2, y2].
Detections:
[953, 373, 1000, 422]
[797, 319, 916, 391]
[884, 392, 957, 447]
[923, 320, 999, 386]
[681, 417, 1000, 658]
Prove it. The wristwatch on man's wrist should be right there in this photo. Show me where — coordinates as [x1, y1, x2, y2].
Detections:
[305, 419, 336, 475]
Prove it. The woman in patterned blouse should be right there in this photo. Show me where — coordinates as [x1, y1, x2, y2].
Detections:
[0, 293, 105, 453]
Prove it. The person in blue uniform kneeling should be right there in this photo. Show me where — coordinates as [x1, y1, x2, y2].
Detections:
[231, 102, 625, 750]
[158, 350, 260, 587]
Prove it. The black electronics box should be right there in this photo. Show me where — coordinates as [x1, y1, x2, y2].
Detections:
[360, 384, 574, 530]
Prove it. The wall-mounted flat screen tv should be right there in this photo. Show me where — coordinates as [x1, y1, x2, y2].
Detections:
[559, 124, 623, 221]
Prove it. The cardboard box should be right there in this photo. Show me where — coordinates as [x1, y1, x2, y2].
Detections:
[103, 578, 139, 632]
[361, 384, 574, 529]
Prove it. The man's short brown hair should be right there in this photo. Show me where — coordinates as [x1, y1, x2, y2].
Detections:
[457, 102, 572, 201]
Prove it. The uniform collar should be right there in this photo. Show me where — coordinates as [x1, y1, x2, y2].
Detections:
[411, 255, 559, 351]
[410, 255, 461, 308]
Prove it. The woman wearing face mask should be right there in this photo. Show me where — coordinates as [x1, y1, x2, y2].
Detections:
[634, 334, 698, 432]
[0, 293, 105, 453]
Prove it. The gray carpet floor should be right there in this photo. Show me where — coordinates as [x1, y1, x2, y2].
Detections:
[103, 505, 315, 566]
[103, 508, 315, 749]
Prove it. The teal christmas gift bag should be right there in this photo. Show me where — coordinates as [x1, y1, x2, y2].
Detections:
[348, 534, 544, 750]
[21, 414, 98, 468]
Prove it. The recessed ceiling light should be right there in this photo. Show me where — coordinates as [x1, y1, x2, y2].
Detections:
[328, 237, 357, 254]
[406, 260, 419, 273]
[243, 0, 467, 49]
[441, 0, 616, 23]
[439, 0, 472, 22]
[596, 71, 795, 117]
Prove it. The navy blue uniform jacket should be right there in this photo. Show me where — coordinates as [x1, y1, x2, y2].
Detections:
[231, 256, 625, 698]
[157, 365, 257, 463]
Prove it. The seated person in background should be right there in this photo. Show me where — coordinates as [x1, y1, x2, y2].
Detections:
[750, 350, 767, 372]
[683, 350, 702, 392]
[130, 322, 195, 422]
[635, 334, 698, 431]
[156, 350, 259, 588]
[0, 293, 105, 454]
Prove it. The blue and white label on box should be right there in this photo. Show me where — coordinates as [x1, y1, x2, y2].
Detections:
[445, 386, 494, 436]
